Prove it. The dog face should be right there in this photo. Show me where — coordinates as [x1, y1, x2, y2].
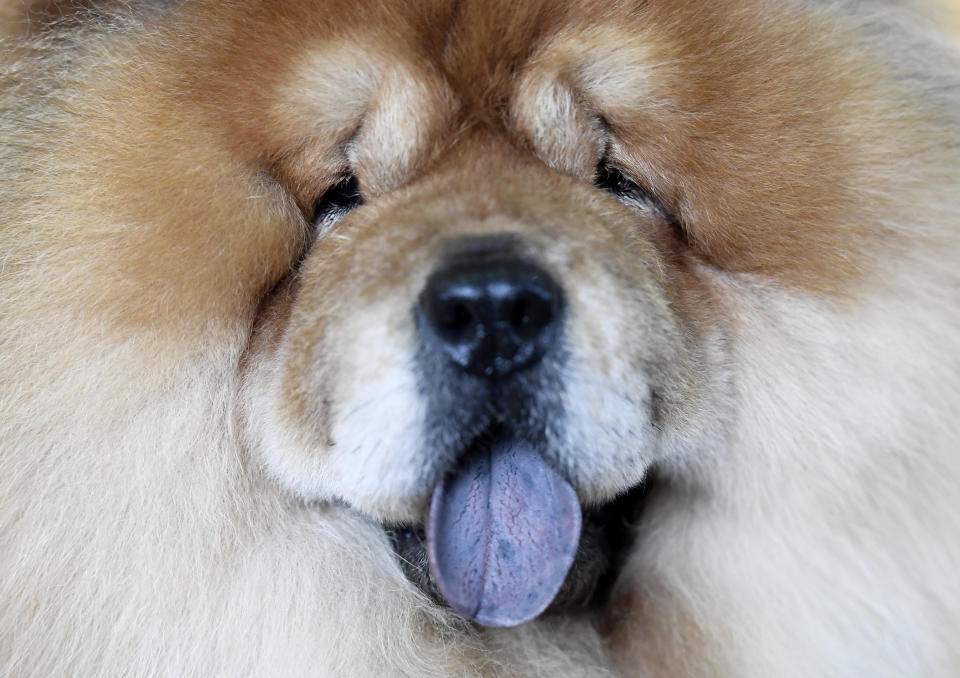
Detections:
[235, 3, 748, 624]
[2, 0, 958, 673]
[226, 0, 891, 626]
[242, 140, 723, 623]
[246, 145, 708, 507]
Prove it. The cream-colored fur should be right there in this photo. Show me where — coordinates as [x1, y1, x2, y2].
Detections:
[1, 1, 958, 676]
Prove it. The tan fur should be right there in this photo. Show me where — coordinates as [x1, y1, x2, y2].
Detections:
[1, 0, 959, 676]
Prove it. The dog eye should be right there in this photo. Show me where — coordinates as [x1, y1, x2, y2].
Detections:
[595, 159, 688, 244]
[311, 174, 363, 234]
[594, 159, 659, 213]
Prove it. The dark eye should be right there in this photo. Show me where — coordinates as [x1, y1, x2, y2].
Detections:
[312, 174, 363, 234]
[594, 158, 660, 213]
[595, 158, 687, 244]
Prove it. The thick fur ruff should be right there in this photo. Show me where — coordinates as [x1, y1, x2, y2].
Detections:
[1, 1, 959, 676]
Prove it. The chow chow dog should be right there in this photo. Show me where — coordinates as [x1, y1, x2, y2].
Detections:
[1, 0, 959, 675]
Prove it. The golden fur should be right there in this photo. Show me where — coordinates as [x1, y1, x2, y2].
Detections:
[1, 0, 959, 675]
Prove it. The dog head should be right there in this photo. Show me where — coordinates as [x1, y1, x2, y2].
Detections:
[225, 0, 890, 626]
[10, 0, 951, 646]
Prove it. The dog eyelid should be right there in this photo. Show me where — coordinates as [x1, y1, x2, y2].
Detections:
[311, 174, 363, 235]
[594, 158, 654, 205]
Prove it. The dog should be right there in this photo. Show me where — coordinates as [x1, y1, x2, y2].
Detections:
[1, 0, 959, 675]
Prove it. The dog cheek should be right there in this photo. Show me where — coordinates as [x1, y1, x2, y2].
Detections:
[322, 298, 436, 520]
[248, 268, 434, 520]
[539, 232, 703, 499]
[554, 281, 671, 497]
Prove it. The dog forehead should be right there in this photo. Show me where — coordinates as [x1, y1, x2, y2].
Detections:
[144, 0, 900, 293]
[272, 1, 655, 190]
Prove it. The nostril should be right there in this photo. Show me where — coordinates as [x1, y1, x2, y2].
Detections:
[435, 298, 475, 338]
[418, 256, 563, 378]
[511, 295, 530, 329]
[510, 289, 554, 338]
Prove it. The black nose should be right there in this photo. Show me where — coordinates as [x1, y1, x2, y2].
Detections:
[418, 258, 563, 378]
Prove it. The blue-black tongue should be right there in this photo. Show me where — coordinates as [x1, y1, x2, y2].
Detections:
[427, 438, 582, 627]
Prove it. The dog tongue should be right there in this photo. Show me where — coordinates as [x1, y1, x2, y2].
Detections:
[427, 438, 581, 627]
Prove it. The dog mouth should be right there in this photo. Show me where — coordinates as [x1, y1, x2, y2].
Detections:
[386, 425, 651, 627]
